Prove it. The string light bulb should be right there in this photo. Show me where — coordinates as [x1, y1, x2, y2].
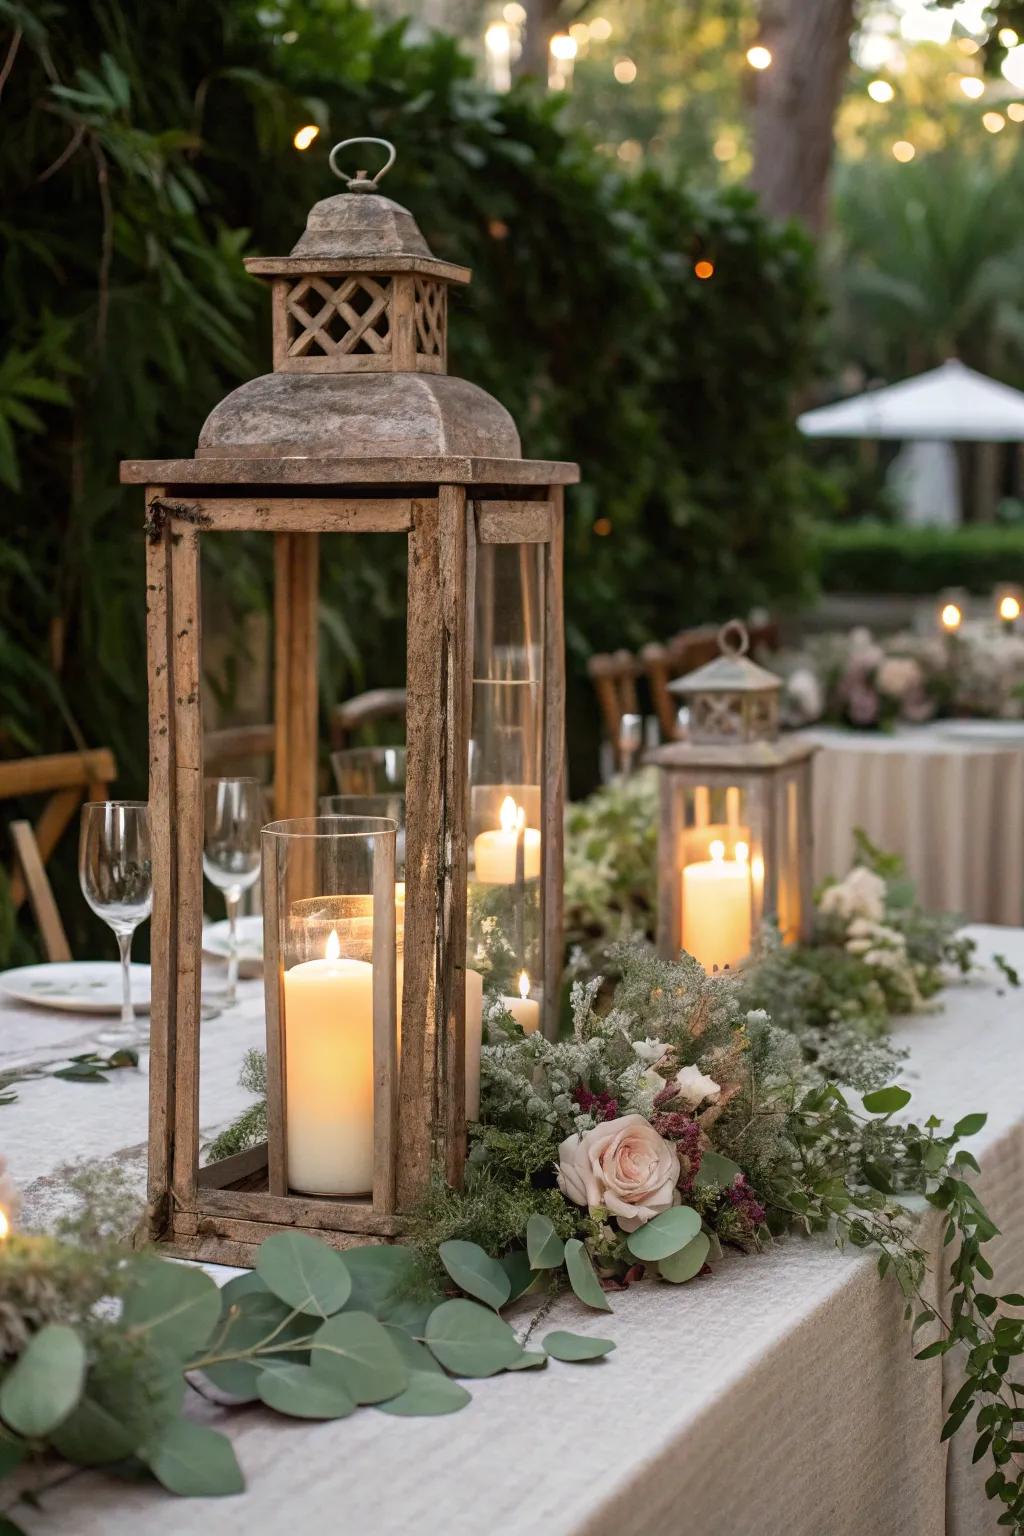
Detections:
[613, 56, 637, 83]
[746, 44, 772, 70]
[293, 125, 320, 151]
[983, 111, 1006, 133]
[959, 75, 985, 98]
[892, 140, 916, 162]
[694, 259, 715, 280]
[867, 79, 895, 102]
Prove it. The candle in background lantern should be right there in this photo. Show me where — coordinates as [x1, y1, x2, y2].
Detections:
[501, 970, 540, 1033]
[473, 794, 541, 884]
[0, 1208, 9, 1241]
[283, 928, 375, 1196]
[681, 838, 752, 973]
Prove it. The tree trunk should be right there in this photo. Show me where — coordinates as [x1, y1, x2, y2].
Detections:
[515, 0, 562, 82]
[749, 0, 856, 233]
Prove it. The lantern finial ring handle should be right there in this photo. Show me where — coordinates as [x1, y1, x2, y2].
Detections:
[329, 137, 397, 191]
[718, 618, 750, 658]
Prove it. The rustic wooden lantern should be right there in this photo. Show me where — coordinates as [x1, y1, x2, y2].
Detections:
[647, 621, 816, 974]
[122, 139, 578, 1264]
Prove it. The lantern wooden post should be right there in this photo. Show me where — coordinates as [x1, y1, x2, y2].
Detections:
[128, 139, 578, 1264]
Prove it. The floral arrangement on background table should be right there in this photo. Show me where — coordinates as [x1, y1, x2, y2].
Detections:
[3, 815, 1024, 1532]
[770, 623, 1024, 730]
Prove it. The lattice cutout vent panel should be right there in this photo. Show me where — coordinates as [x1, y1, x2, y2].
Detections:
[285, 275, 392, 359]
[414, 277, 446, 359]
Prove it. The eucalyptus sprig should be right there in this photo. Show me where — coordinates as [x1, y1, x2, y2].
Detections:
[0, 1050, 138, 1106]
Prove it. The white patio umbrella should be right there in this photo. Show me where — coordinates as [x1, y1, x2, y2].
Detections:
[797, 359, 1024, 525]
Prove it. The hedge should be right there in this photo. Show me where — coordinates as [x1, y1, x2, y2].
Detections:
[815, 521, 1024, 595]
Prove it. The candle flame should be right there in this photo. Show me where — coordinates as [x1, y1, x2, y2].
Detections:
[0, 1208, 9, 1242]
[1000, 594, 1021, 622]
[499, 796, 526, 835]
[325, 929, 341, 961]
[709, 839, 725, 862]
[518, 970, 530, 1001]
[941, 602, 962, 631]
[735, 840, 749, 864]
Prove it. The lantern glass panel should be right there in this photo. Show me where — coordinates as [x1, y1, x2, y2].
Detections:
[467, 542, 545, 1011]
[262, 815, 397, 1200]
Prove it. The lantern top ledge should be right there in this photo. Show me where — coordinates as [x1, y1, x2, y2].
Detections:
[119, 137, 578, 488]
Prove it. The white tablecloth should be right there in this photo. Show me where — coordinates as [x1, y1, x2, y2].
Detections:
[810, 725, 1024, 925]
[3, 929, 1024, 1536]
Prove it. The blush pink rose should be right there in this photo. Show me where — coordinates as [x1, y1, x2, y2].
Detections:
[557, 1113, 681, 1233]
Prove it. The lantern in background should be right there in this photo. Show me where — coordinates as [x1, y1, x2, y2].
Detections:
[648, 622, 816, 973]
[124, 139, 577, 1264]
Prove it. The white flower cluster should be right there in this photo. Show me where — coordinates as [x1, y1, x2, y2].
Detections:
[819, 865, 887, 925]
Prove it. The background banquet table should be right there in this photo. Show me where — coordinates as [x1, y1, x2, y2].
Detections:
[809, 723, 1024, 925]
[3, 929, 1024, 1536]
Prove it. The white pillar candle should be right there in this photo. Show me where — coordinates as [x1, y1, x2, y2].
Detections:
[681, 839, 752, 973]
[284, 931, 374, 1196]
[501, 970, 540, 1034]
[474, 794, 541, 884]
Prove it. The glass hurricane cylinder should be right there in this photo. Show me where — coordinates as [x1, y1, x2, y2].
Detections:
[261, 816, 397, 1202]
[330, 745, 407, 796]
[467, 542, 545, 1021]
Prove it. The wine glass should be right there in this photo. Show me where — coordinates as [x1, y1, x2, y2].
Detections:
[203, 777, 264, 1005]
[79, 802, 153, 1047]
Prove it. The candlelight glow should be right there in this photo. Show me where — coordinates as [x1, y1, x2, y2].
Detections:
[1000, 594, 1022, 622]
[735, 840, 750, 865]
[550, 32, 577, 61]
[941, 602, 963, 631]
[0, 1208, 9, 1241]
[959, 75, 985, 99]
[867, 79, 895, 102]
[518, 971, 530, 1001]
[293, 124, 320, 151]
[710, 839, 726, 862]
[325, 928, 341, 962]
[746, 45, 772, 70]
[499, 795, 524, 835]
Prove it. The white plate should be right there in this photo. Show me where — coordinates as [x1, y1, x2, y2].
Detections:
[939, 720, 1024, 746]
[203, 915, 264, 977]
[0, 961, 152, 1015]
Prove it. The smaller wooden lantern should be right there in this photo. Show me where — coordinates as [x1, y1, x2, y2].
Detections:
[647, 621, 816, 973]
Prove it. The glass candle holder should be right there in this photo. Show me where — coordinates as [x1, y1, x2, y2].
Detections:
[320, 792, 406, 879]
[262, 816, 397, 1201]
[330, 745, 406, 796]
[468, 542, 545, 1012]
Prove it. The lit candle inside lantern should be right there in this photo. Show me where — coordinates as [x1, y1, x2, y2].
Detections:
[474, 795, 541, 884]
[501, 970, 540, 1034]
[940, 602, 963, 631]
[681, 838, 752, 973]
[283, 927, 374, 1196]
[0, 1208, 9, 1242]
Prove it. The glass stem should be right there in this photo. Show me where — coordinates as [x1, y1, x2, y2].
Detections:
[117, 929, 134, 1026]
[225, 888, 241, 1005]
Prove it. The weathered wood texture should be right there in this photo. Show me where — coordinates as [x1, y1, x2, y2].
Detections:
[273, 533, 320, 821]
[397, 489, 470, 1206]
[121, 455, 580, 487]
[144, 494, 177, 1240]
[542, 487, 566, 1040]
[476, 500, 554, 544]
[0, 749, 116, 799]
[193, 498, 414, 533]
[372, 825, 399, 1214]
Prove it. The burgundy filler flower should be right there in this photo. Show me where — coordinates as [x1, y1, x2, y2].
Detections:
[727, 1174, 766, 1227]
[573, 1084, 619, 1122]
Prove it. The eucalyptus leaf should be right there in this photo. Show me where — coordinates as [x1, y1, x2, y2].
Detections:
[340, 1244, 417, 1315]
[375, 1372, 472, 1417]
[694, 1151, 743, 1190]
[309, 1312, 408, 1404]
[201, 1290, 313, 1400]
[625, 1206, 702, 1262]
[505, 1350, 547, 1371]
[543, 1331, 616, 1363]
[142, 1418, 244, 1497]
[499, 1248, 538, 1303]
[862, 1086, 912, 1115]
[439, 1240, 511, 1311]
[51, 1346, 182, 1465]
[255, 1232, 352, 1319]
[385, 1328, 443, 1376]
[424, 1299, 523, 1377]
[256, 1362, 355, 1420]
[657, 1232, 711, 1284]
[526, 1213, 565, 1270]
[0, 1325, 86, 1437]
[564, 1239, 613, 1313]
[121, 1260, 221, 1360]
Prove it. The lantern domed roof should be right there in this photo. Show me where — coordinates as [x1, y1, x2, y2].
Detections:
[194, 137, 521, 463]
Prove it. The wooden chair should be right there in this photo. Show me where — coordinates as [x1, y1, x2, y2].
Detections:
[586, 650, 645, 751]
[1, 748, 117, 962]
[329, 688, 407, 752]
[204, 723, 276, 783]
